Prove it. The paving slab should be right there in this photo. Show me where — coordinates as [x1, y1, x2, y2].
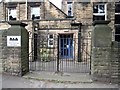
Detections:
[2, 73, 119, 88]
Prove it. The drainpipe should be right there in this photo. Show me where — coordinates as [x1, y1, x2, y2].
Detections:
[78, 24, 82, 62]
[71, 22, 82, 62]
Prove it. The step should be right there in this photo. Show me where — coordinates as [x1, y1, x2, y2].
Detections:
[23, 71, 93, 83]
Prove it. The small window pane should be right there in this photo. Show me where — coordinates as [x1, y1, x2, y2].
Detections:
[49, 40, 53, 45]
[8, 8, 16, 20]
[67, 3, 72, 16]
[93, 4, 105, 13]
[115, 25, 120, 42]
[115, 15, 120, 24]
[31, 7, 40, 20]
[93, 15, 105, 21]
[49, 35, 53, 38]
[115, 25, 120, 34]
[48, 34, 54, 47]
[115, 3, 120, 13]
[115, 35, 120, 42]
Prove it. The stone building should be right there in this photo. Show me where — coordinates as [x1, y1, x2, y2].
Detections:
[0, 0, 120, 74]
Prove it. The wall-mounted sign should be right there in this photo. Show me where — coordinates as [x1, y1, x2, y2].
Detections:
[7, 36, 21, 47]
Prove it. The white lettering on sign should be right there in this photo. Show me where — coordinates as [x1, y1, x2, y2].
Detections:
[7, 36, 21, 47]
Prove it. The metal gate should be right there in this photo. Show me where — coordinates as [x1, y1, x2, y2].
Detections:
[29, 32, 91, 73]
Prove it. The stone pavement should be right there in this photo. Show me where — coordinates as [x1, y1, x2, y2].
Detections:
[1, 72, 120, 88]
[23, 71, 92, 83]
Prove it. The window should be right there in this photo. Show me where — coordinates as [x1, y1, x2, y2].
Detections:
[115, 2, 120, 42]
[67, 0, 73, 16]
[115, 3, 120, 13]
[48, 34, 54, 47]
[31, 7, 40, 20]
[93, 4, 107, 21]
[8, 8, 16, 20]
[115, 15, 120, 24]
[115, 25, 120, 42]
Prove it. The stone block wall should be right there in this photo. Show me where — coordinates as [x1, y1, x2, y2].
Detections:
[2, 0, 67, 21]
[91, 42, 120, 84]
[111, 42, 120, 84]
[61, 1, 115, 40]
[0, 2, 4, 21]
[91, 47, 112, 82]
[0, 30, 4, 73]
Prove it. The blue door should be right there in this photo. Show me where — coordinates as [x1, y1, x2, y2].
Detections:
[60, 34, 73, 59]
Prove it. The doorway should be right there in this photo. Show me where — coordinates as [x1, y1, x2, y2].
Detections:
[59, 34, 74, 59]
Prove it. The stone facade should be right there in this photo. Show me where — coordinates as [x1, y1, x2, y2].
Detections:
[0, 2, 4, 21]
[0, 0, 120, 84]
[0, 0, 67, 21]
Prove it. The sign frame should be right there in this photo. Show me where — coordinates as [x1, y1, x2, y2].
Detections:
[7, 36, 21, 47]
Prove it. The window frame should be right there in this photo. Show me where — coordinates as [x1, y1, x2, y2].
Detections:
[67, 2, 73, 16]
[8, 7, 17, 21]
[48, 34, 54, 48]
[31, 6, 40, 20]
[115, 2, 120, 42]
[93, 3, 107, 21]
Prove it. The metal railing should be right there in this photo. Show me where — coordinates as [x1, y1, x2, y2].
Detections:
[29, 33, 91, 73]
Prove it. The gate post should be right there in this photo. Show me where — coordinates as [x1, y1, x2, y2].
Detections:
[91, 20, 120, 84]
[91, 20, 112, 82]
[3, 21, 29, 76]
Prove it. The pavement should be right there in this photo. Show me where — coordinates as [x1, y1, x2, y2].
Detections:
[23, 71, 93, 83]
[1, 71, 120, 88]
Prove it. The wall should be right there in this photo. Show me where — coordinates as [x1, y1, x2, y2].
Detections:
[0, 30, 5, 73]
[2, 0, 67, 21]
[61, 1, 115, 40]
[0, 2, 4, 21]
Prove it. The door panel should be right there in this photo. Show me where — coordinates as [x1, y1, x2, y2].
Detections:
[59, 34, 73, 59]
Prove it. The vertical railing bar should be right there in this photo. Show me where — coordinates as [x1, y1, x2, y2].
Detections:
[57, 35, 59, 72]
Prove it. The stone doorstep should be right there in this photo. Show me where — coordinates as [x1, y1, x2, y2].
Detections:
[23, 71, 93, 83]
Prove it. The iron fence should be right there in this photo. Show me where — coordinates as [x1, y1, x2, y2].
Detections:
[29, 32, 91, 73]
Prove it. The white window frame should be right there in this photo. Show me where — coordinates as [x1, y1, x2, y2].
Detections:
[48, 34, 54, 48]
[67, 2, 73, 16]
[31, 7, 40, 20]
[93, 4, 107, 20]
[8, 8, 17, 20]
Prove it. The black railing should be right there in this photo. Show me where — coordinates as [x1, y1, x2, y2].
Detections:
[29, 33, 91, 73]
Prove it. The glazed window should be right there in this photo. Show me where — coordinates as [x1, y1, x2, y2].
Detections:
[48, 34, 54, 47]
[68, 2, 72, 16]
[93, 4, 107, 21]
[67, 0, 73, 16]
[115, 3, 120, 13]
[115, 25, 120, 42]
[8, 8, 16, 20]
[115, 2, 120, 42]
[31, 7, 40, 20]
